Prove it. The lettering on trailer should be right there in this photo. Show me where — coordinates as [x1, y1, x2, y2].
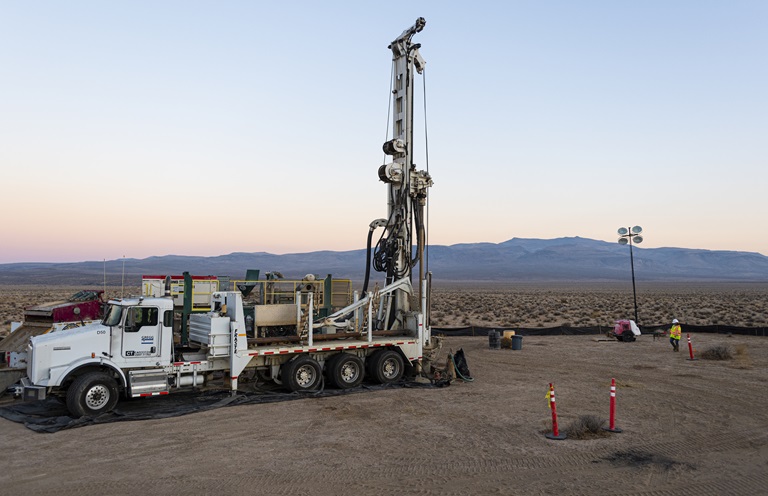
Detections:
[125, 350, 153, 357]
[140, 335, 155, 344]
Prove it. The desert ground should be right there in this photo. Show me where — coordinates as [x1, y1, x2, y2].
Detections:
[1, 284, 767, 495]
[2, 282, 768, 336]
[429, 282, 768, 329]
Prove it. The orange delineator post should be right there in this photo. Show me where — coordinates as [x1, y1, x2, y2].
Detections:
[603, 378, 623, 433]
[545, 383, 567, 440]
[686, 333, 698, 361]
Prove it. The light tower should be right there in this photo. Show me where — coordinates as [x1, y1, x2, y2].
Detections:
[617, 226, 644, 324]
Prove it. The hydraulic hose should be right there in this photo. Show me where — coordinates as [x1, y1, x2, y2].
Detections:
[362, 227, 375, 295]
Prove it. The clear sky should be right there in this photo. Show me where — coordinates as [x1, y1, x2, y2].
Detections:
[1, 1, 766, 263]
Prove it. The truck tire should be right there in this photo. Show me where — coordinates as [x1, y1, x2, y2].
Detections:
[281, 356, 322, 392]
[327, 354, 364, 389]
[367, 349, 404, 384]
[66, 371, 119, 417]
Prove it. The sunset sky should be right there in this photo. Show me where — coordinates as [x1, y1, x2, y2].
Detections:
[1, 2, 766, 263]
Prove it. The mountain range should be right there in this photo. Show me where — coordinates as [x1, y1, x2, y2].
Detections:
[0, 237, 766, 286]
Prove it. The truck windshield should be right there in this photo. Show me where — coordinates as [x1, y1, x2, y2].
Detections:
[102, 304, 123, 327]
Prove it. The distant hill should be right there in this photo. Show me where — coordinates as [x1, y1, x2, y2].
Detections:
[0, 237, 767, 286]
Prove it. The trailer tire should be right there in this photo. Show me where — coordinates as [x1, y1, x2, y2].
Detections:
[281, 356, 322, 392]
[367, 349, 404, 384]
[327, 354, 364, 389]
[66, 371, 119, 417]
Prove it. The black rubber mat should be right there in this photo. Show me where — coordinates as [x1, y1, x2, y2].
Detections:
[0, 381, 444, 433]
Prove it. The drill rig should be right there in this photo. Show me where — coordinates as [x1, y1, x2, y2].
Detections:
[16, 19, 440, 416]
[362, 17, 433, 334]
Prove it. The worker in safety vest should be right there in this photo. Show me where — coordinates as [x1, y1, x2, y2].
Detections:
[669, 318, 682, 352]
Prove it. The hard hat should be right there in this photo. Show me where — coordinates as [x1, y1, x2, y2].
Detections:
[672, 319, 679, 324]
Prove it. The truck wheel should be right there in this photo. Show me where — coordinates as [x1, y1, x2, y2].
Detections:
[66, 371, 119, 417]
[327, 354, 364, 389]
[368, 349, 404, 384]
[281, 356, 322, 392]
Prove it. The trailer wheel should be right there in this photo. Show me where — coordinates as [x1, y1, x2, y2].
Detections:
[66, 371, 119, 417]
[281, 356, 322, 392]
[327, 354, 364, 389]
[368, 349, 404, 384]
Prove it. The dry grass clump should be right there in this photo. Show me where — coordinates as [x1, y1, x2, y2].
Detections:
[564, 415, 610, 439]
[699, 345, 733, 360]
[731, 344, 752, 369]
[500, 337, 513, 349]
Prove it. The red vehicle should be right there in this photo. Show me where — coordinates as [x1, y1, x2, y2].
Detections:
[23, 290, 105, 324]
[2, 290, 106, 361]
[613, 320, 641, 342]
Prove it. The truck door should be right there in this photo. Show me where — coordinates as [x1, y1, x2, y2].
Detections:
[121, 306, 161, 360]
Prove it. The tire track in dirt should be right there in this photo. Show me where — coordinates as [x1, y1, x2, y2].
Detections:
[626, 472, 768, 496]
[20, 429, 766, 496]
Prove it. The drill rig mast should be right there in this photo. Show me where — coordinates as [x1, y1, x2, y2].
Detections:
[371, 17, 433, 331]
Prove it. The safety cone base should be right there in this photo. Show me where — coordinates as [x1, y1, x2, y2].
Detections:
[545, 432, 567, 440]
[603, 426, 623, 433]
[686, 358, 699, 361]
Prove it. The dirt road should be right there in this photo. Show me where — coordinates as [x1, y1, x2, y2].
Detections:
[1, 333, 766, 495]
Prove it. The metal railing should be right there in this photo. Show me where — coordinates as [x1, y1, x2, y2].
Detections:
[230, 279, 353, 310]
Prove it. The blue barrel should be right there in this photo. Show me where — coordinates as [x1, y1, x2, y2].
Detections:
[511, 335, 523, 350]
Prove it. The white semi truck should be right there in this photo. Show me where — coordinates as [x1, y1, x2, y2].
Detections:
[17, 18, 440, 417]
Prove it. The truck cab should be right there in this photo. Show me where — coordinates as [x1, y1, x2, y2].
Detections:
[102, 298, 175, 366]
[25, 296, 176, 416]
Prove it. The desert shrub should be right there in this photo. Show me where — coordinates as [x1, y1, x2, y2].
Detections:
[699, 345, 733, 360]
[564, 415, 610, 439]
[500, 337, 512, 349]
[732, 344, 752, 369]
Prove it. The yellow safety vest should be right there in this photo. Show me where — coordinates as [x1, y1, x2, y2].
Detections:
[670, 324, 681, 340]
